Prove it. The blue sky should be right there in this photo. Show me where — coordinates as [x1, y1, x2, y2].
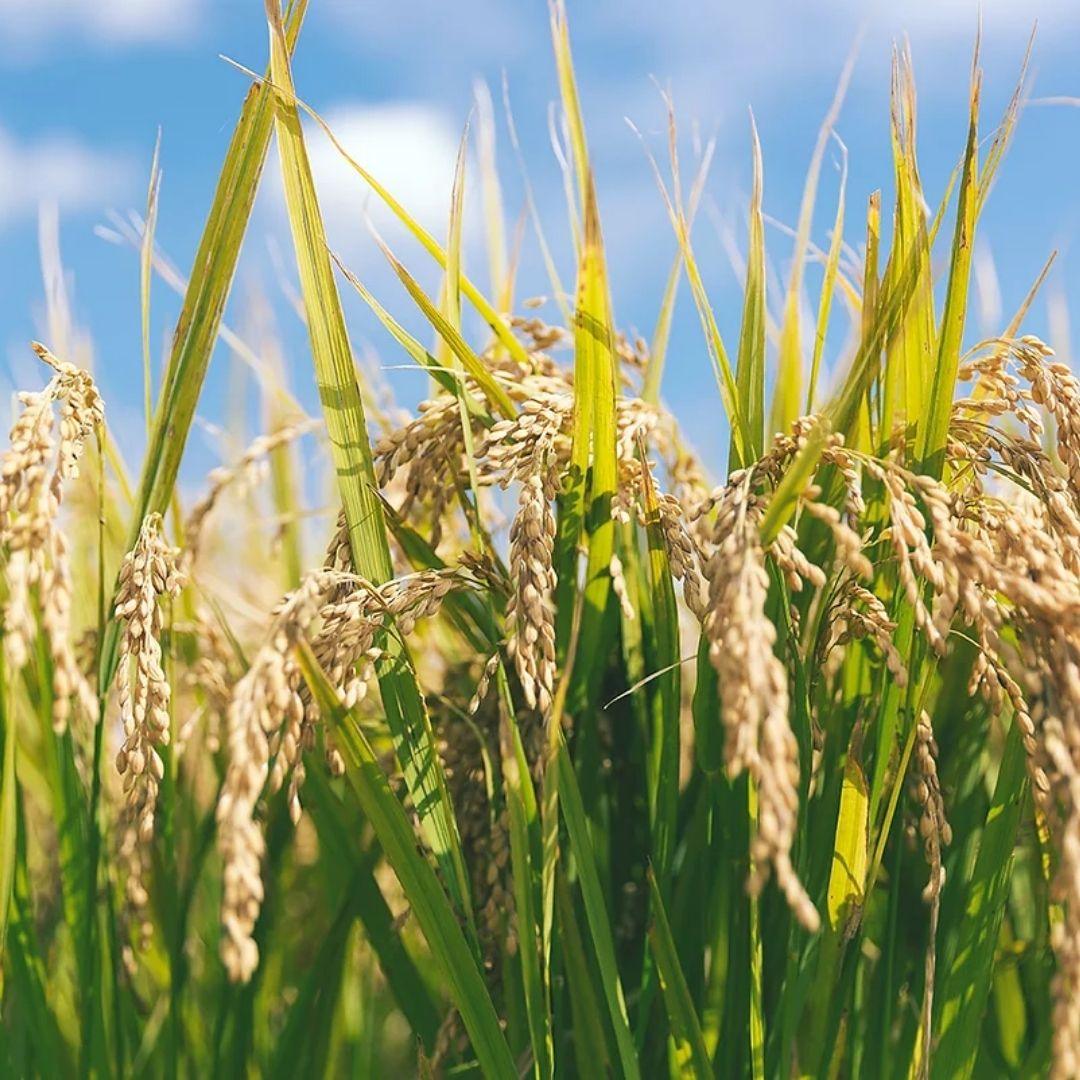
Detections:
[3, 0, 1080, 484]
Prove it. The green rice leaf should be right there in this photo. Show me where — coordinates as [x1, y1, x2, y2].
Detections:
[224, 61, 534, 372]
[371, 230, 516, 420]
[645, 139, 752, 465]
[917, 62, 980, 479]
[264, 0, 473, 930]
[732, 115, 767, 470]
[302, 767, 441, 1047]
[642, 142, 714, 406]
[935, 722, 1028, 1078]
[497, 666, 553, 1079]
[646, 869, 712, 1078]
[641, 451, 681, 890]
[140, 131, 162, 441]
[806, 139, 847, 414]
[759, 417, 831, 547]
[0, 669, 15, 960]
[99, 0, 309, 694]
[826, 750, 869, 934]
[555, 733, 642, 1080]
[333, 253, 489, 418]
[556, 870, 613, 1076]
[563, 184, 618, 694]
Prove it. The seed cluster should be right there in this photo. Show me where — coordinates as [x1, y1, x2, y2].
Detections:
[217, 571, 331, 983]
[700, 470, 820, 931]
[505, 472, 558, 715]
[0, 343, 102, 732]
[113, 512, 184, 949]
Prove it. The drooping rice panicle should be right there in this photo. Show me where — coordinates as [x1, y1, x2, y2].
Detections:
[1, 343, 103, 731]
[113, 512, 183, 953]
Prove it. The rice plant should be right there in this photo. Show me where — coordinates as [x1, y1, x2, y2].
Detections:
[1, 2, 1075, 1076]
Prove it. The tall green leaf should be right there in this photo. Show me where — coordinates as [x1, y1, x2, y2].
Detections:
[646, 869, 712, 1078]
[934, 723, 1028, 1078]
[99, 0, 309, 693]
[264, 0, 473, 929]
[556, 734, 642, 1080]
[732, 115, 767, 471]
[917, 64, 980, 479]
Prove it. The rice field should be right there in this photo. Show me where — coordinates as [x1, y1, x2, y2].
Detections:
[1, 1, 1077, 1077]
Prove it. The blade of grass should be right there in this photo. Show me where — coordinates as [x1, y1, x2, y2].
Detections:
[800, 746, 869, 1075]
[634, 108, 752, 465]
[270, 875, 356, 1080]
[497, 665, 554, 1079]
[556, 870, 613, 1077]
[642, 139, 715, 406]
[732, 114, 767, 470]
[976, 29, 1033, 214]
[303, 766, 441, 1047]
[916, 57, 981, 479]
[759, 417, 831, 546]
[440, 129, 496, 557]
[749, 781, 765, 1080]
[332, 253, 489, 419]
[99, 0, 309, 694]
[264, 0, 473, 930]
[370, 227, 516, 420]
[806, 137, 847, 414]
[646, 869, 712, 1079]
[140, 130, 162, 441]
[640, 440, 680, 892]
[474, 79, 512, 314]
[563, 184, 618, 697]
[935, 721, 1028, 1078]
[0, 663, 14, 960]
[6, 865, 66, 1077]
[225, 55, 534, 372]
[555, 732, 642, 1080]
[502, 72, 572, 326]
[549, 0, 591, 215]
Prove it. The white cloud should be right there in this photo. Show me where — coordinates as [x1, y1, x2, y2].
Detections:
[277, 101, 463, 249]
[0, 0, 199, 44]
[0, 127, 134, 226]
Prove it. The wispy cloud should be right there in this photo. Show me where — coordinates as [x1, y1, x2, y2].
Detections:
[0, 126, 134, 226]
[0, 0, 200, 44]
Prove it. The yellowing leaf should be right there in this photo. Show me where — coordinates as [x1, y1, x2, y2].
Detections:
[827, 751, 869, 935]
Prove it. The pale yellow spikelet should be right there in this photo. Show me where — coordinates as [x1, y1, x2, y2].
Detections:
[113, 512, 184, 949]
[217, 571, 332, 983]
[655, 490, 708, 621]
[1, 342, 103, 731]
[505, 471, 557, 715]
[702, 471, 819, 932]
